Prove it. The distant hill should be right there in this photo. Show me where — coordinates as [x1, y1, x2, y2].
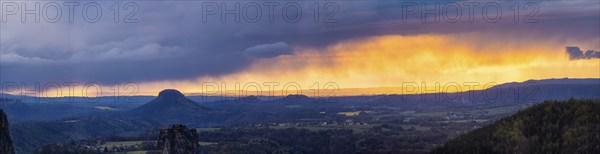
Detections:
[373, 78, 600, 106]
[10, 90, 222, 153]
[432, 99, 600, 153]
[279, 94, 314, 103]
[498, 78, 599, 85]
[129, 89, 209, 115]
[490, 78, 600, 101]
[234, 95, 262, 103]
[127, 89, 216, 125]
[0, 98, 114, 122]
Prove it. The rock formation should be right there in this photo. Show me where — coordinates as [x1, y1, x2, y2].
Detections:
[0, 109, 15, 154]
[158, 124, 198, 154]
[129, 89, 209, 117]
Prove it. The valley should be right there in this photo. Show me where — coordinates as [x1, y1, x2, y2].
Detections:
[1, 78, 598, 153]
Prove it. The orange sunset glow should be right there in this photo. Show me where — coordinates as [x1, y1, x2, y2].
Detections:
[34, 33, 598, 97]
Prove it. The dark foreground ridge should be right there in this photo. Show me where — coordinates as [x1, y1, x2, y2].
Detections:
[1, 109, 15, 154]
[158, 124, 199, 154]
[432, 99, 600, 153]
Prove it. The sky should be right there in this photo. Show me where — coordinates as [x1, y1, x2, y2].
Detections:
[0, 0, 599, 97]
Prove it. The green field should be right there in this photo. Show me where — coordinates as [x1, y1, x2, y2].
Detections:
[399, 124, 431, 131]
[94, 106, 119, 111]
[484, 105, 521, 115]
[411, 111, 448, 117]
[440, 119, 489, 123]
[269, 124, 374, 133]
[338, 111, 361, 116]
[101, 141, 151, 148]
[400, 104, 522, 118]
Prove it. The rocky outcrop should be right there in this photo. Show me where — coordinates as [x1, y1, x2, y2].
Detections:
[158, 124, 198, 154]
[0, 109, 15, 154]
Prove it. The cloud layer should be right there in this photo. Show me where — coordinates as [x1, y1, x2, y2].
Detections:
[0, 0, 598, 91]
[243, 42, 292, 58]
[566, 47, 600, 60]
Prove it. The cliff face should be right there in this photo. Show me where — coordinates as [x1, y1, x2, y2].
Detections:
[0, 109, 15, 154]
[158, 124, 198, 154]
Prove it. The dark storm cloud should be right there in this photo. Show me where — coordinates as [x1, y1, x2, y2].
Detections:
[566, 47, 600, 60]
[0, 0, 598, 85]
[243, 42, 292, 58]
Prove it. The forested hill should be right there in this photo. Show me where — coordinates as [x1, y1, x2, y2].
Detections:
[432, 99, 600, 153]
